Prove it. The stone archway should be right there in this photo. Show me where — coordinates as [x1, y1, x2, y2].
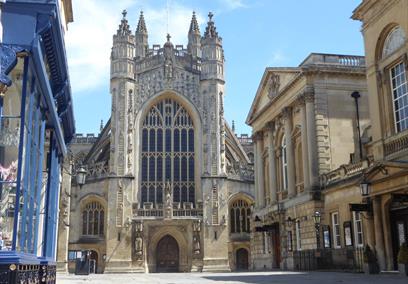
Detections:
[156, 235, 179, 272]
[236, 248, 249, 270]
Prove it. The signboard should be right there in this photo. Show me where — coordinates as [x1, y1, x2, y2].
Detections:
[349, 203, 371, 212]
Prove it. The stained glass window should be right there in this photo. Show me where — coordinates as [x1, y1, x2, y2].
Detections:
[141, 99, 195, 206]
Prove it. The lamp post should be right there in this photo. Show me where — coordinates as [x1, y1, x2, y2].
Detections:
[76, 166, 87, 188]
[351, 91, 363, 160]
[312, 211, 321, 249]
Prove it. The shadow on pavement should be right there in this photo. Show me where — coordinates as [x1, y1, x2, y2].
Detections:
[201, 272, 408, 284]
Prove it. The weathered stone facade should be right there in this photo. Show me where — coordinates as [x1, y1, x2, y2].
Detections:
[246, 53, 369, 270]
[57, 11, 254, 273]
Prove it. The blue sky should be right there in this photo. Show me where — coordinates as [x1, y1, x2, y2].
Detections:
[66, 0, 364, 136]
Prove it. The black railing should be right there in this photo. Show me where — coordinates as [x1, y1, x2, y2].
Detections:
[293, 247, 364, 272]
[0, 264, 56, 284]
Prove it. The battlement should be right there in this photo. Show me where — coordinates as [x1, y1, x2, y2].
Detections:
[135, 44, 202, 74]
[236, 134, 252, 145]
[71, 133, 99, 144]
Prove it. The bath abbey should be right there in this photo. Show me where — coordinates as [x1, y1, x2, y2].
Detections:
[56, 11, 255, 273]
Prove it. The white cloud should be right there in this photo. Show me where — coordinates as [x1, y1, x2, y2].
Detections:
[220, 0, 246, 10]
[65, 0, 206, 95]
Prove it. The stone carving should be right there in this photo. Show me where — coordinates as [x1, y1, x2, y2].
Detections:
[193, 220, 201, 232]
[164, 181, 173, 219]
[193, 235, 201, 255]
[267, 72, 280, 99]
[135, 236, 143, 255]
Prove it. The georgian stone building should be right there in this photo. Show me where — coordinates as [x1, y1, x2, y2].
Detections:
[246, 53, 369, 270]
[57, 11, 254, 273]
[317, 0, 408, 273]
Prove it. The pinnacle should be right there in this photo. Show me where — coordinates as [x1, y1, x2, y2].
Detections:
[189, 11, 200, 34]
[204, 11, 218, 38]
[117, 9, 131, 36]
[136, 11, 148, 34]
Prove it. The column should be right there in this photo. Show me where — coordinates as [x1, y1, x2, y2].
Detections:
[299, 97, 311, 191]
[256, 132, 265, 208]
[305, 87, 319, 189]
[267, 123, 278, 204]
[283, 107, 296, 198]
[381, 195, 394, 270]
[253, 138, 259, 207]
[373, 196, 386, 271]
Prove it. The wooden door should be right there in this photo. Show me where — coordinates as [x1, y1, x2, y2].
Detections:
[156, 235, 179, 272]
[236, 248, 249, 270]
[272, 226, 281, 268]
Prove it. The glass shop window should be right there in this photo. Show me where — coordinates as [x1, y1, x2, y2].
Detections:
[0, 56, 49, 255]
[0, 57, 24, 251]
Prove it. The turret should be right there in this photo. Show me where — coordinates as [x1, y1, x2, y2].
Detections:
[135, 11, 148, 59]
[200, 12, 226, 175]
[111, 10, 135, 80]
[201, 12, 224, 81]
[187, 12, 201, 58]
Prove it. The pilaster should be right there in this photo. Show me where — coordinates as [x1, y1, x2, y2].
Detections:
[298, 95, 311, 191]
[304, 87, 319, 189]
[266, 122, 278, 204]
[283, 107, 296, 198]
[373, 196, 386, 271]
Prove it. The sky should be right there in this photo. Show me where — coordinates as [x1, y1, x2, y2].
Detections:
[66, 0, 364, 136]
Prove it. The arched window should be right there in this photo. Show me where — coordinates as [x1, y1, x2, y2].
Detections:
[281, 135, 288, 190]
[230, 199, 251, 234]
[382, 26, 406, 59]
[141, 98, 195, 206]
[82, 201, 104, 236]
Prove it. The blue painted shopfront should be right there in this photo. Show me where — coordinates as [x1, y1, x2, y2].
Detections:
[0, 1, 75, 283]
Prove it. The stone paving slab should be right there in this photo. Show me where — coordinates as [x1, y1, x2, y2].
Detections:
[57, 271, 408, 284]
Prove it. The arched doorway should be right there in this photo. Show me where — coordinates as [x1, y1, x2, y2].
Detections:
[156, 235, 179, 272]
[236, 248, 249, 271]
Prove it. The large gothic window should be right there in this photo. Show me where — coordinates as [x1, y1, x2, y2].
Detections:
[230, 199, 251, 234]
[82, 201, 104, 236]
[141, 99, 195, 207]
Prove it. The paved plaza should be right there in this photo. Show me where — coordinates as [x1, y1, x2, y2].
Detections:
[57, 271, 407, 284]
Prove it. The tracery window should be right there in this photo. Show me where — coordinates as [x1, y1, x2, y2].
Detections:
[82, 201, 104, 236]
[141, 99, 195, 206]
[230, 199, 251, 234]
[382, 26, 406, 58]
[281, 135, 288, 191]
[390, 62, 408, 132]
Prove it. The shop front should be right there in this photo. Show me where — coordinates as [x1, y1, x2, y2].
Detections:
[0, 1, 74, 283]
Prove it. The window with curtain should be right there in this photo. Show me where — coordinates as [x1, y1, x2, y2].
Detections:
[141, 98, 195, 206]
[230, 199, 251, 234]
[82, 201, 104, 236]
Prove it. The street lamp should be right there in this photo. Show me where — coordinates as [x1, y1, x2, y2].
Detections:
[360, 181, 371, 197]
[312, 211, 321, 249]
[286, 217, 293, 227]
[76, 166, 87, 187]
[351, 91, 363, 161]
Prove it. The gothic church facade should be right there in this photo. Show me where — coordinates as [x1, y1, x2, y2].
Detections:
[57, 11, 254, 273]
